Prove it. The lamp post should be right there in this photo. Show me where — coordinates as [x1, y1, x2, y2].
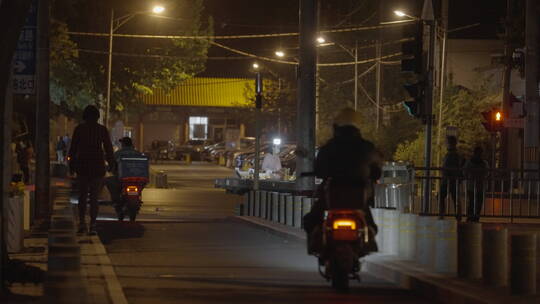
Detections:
[105, 5, 165, 128]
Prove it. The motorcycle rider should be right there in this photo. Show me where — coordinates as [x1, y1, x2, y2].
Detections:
[105, 137, 144, 219]
[303, 108, 381, 254]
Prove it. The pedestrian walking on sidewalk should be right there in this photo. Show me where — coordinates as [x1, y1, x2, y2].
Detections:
[68, 105, 115, 235]
[438, 136, 463, 219]
[464, 146, 489, 222]
[56, 136, 66, 163]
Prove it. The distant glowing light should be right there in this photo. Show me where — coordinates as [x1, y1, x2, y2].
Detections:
[495, 111, 502, 121]
[152, 5, 165, 14]
[273, 138, 282, 146]
[252, 63, 260, 69]
[394, 10, 406, 17]
[275, 50, 285, 58]
[316, 36, 326, 44]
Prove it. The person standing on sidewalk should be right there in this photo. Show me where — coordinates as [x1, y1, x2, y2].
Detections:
[464, 146, 489, 222]
[68, 105, 115, 234]
[438, 136, 463, 219]
[56, 136, 66, 163]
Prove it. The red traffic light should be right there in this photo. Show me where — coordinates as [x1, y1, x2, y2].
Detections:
[481, 109, 503, 132]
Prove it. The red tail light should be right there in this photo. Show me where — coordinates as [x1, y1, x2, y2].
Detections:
[326, 210, 366, 241]
[126, 185, 138, 195]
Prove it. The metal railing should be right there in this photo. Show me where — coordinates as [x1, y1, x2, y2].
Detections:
[374, 167, 540, 220]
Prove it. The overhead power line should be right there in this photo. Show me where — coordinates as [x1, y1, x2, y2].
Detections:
[67, 21, 413, 40]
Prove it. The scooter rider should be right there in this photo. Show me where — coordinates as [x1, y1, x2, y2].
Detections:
[303, 108, 381, 254]
[105, 137, 144, 216]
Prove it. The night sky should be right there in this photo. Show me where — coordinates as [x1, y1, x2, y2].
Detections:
[200, 0, 507, 77]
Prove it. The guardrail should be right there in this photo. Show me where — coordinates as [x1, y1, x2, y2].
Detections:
[399, 168, 540, 220]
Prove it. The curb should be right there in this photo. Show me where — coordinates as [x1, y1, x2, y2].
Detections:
[89, 235, 128, 304]
[231, 215, 538, 304]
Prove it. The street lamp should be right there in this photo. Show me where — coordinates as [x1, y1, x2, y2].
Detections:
[252, 62, 260, 70]
[275, 50, 285, 58]
[105, 5, 165, 128]
[316, 36, 326, 44]
[152, 5, 165, 14]
[393, 10, 417, 20]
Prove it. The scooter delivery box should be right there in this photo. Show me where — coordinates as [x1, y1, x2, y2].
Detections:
[118, 155, 149, 179]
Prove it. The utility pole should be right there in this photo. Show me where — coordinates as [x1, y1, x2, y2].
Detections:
[436, 0, 448, 168]
[354, 41, 358, 111]
[375, 39, 382, 130]
[35, 0, 50, 218]
[524, 0, 539, 174]
[501, 0, 514, 170]
[296, 0, 318, 192]
[105, 9, 114, 129]
[422, 0, 435, 213]
[253, 72, 262, 190]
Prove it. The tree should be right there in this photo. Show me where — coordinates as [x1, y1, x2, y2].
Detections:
[51, 0, 213, 116]
[50, 19, 97, 113]
[394, 81, 501, 166]
[241, 77, 297, 140]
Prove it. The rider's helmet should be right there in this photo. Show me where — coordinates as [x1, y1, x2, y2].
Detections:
[119, 137, 133, 147]
[333, 108, 362, 130]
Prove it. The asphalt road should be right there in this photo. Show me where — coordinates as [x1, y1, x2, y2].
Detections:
[98, 162, 431, 304]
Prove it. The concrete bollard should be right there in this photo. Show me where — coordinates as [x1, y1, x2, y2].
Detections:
[458, 222, 482, 279]
[434, 219, 457, 274]
[260, 191, 268, 219]
[511, 234, 537, 295]
[416, 216, 437, 269]
[254, 191, 261, 217]
[301, 197, 313, 228]
[247, 191, 254, 216]
[271, 192, 279, 222]
[279, 194, 288, 224]
[285, 195, 294, 226]
[482, 228, 508, 287]
[292, 196, 303, 228]
[372, 208, 384, 253]
[398, 213, 417, 260]
[382, 209, 400, 255]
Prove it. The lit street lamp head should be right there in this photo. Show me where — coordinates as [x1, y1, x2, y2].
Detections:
[394, 10, 406, 17]
[316, 36, 325, 44]
[275, 50, 285, 58]
[252, 63, 260, 69]
[152, 5, 165, 14]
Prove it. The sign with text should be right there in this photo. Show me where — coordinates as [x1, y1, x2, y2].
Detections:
[12, 0, 38, 95]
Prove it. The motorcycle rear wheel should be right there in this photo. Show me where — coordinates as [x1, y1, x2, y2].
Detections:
[331, 261, 349, 291]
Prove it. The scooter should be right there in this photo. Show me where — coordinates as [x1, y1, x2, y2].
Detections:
[115, 177, 147, 221]
[319, 208, 370, 291]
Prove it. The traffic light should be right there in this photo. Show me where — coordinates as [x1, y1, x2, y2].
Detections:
[402, 81, 425, 118]
[481, 108, 504, 132]
[401, 21, 425, 119]
[401, 21, 423, 73]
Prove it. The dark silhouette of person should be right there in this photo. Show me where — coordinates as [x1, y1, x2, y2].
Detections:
[68, 105, 114, 234]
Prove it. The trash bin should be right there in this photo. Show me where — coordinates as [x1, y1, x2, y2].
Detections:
[377, 162, 412, 211]
[156, 171, 168, 188]
[4, 196, 24, 253]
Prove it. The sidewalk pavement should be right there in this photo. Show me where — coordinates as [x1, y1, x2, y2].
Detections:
[234, 215, 540, 304]
[5, 177, 128, 304]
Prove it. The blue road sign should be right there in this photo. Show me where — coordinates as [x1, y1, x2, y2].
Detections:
[12, 0, 38, 95]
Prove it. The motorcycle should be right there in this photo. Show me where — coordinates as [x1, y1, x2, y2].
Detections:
[115, 177, 147, 221]
[319, 208, 370, 291]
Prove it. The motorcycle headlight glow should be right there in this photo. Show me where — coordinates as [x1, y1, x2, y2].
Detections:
[332, 219, 356, 230]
